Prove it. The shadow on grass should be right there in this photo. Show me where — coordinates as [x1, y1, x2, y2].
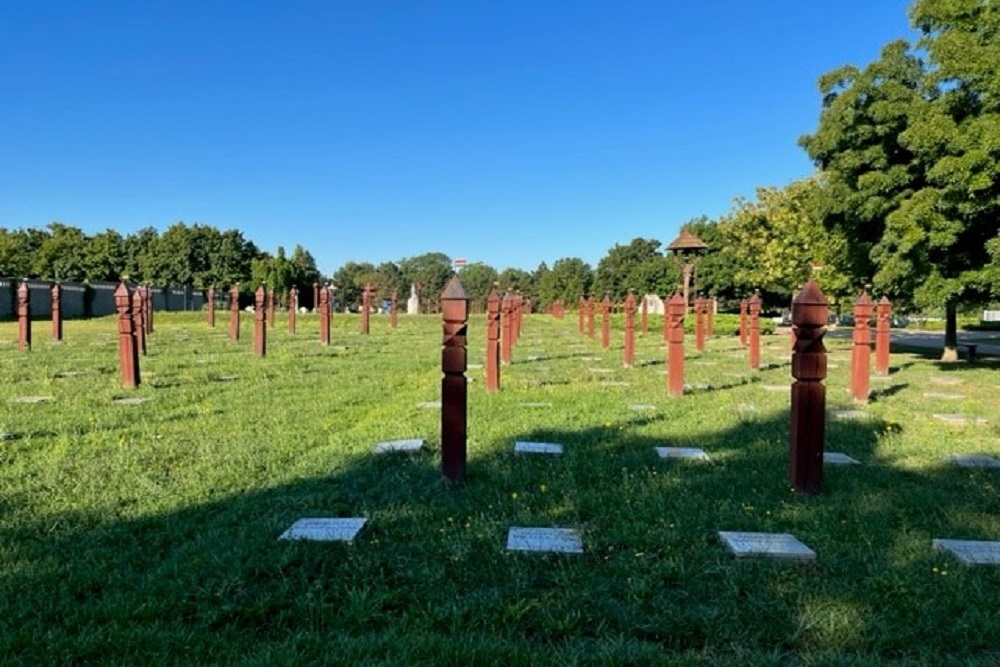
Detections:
[3, 405, 1000, 663]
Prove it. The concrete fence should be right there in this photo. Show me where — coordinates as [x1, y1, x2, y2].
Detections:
[0, 278, 208, 320]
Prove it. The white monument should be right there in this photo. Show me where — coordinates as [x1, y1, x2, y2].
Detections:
[407, 284, 420, 314]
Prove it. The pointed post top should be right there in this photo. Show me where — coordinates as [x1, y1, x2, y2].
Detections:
[792, 279, 829, 328]
[855, 288, 872, 306]
[487, 287, 500, 304]
[441, 274, 468, 300]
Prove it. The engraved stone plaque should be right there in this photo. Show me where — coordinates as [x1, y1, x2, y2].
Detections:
[416, 401, 441, 409]
[655, 447, 709, 461]
[718, 531, 816, 561]
[374, 438, 424, 454]
[831, 409, 867, 420]
[933, 413, 987, 425]
[506, 527, 583, 553]
[279, 517, 367, 542]
[949, 455, 1000, 468]
[933, 539, 1000, 566]
[824, 452, 860, 465]
[514, 441, 563, 455]
[112, 397, 148, 405]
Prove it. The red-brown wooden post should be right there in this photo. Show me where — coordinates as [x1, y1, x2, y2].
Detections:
[318, 285, 331, 345]
[578, 297, 585, 333]
[875, 296, 891, 376]
[17, 281, 31, 352]
[707, 297, 715, 338]
[132, 288, 146, 356]
[486, 288, 501, 392]
[586, 296, 595, 339]
[739, 298, 749, 347]
[142, 285, 153, 334]
[640, 295, 648, 334]
[851, 289, 873, 403]
[288, 287, 298, 334]
[313, 282, 319, 313]
[51, 282, 63, 342]
[501, 292, 513, 365]
[207, 286, 216, 328]
[267, 288, 275, 328]
[667, 291, 686, 396]
[694, 296, 706, 352]
[254, 283, 267, 357]
[441, 276, 469, 483]
[623, 292, 636, 367]
[361, 284, 371, 335]
[512, 292, 522, 347]
[390, 289, 398, 328]
[789, 279, 829, 496]
[601, 293, 612, 350]
[748, 291, 761, 371]
[115, 282, 140, 388]
[229, 284, 240, 342]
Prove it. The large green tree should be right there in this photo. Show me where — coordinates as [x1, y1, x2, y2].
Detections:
[802, 0, 1000, 359]
[457, 262, 499, 307]
[594, 238, 671, 301]
[536, 257, 592, 307]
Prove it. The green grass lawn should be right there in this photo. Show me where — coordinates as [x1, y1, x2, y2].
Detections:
[2, 312, 999, 665]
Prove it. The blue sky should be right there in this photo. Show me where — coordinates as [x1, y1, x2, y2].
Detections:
[1, 1, 916, 275]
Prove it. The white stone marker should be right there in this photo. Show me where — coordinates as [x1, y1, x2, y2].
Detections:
[416, 401, 441, 409]
[600, 381, 630, 387]
[506, 527, 583, 554]
[112, 397, 148, 405]
[629, 404, 657, 411]
[514, 441, 563, 455]
[11, 396, 53, 404]
[930, 376, 963, 386]
[589, 368, 613, 374]
[760, 385, 788, 392]
[655, 447, 709, 461]
[279, 517, 367, 542]
[374, 438, 424, 454]
[468, 363, 484, 370]
[579, 356, 601, 361]
[526, 355, 548, 362]
[933, 413, 987, 425]
[718, 531, 816, 561]
[824, 452, 860, 465]
[949, 455, 1000, 469]
[831, 409, 867, 420]
[519, 402, 553, 408]
[923, 392, 964, 400]
[933, 539, 1000, 566]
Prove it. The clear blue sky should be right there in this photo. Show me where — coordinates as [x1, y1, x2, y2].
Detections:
[1, 1, 916, 275]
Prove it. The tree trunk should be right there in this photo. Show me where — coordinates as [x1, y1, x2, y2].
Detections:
[941, 300, 958, 362]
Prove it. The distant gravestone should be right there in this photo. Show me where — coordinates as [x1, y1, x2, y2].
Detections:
[11, 396, 53, 404]
[655, 447, 709, 461]
[416, 401, 441, 409]
[933, 539, 1000, 566]
[949, 455, 1000, 469]
[718, 531, 816, 561]
[934, 413, 987, 425]
[407, 284, 420, 315]
[643, 294, 665, 315]
[831, 409, 867, 420]
[506, 527, 583, 553]
[824, 452, 860, 465]
[279, 518, 367, 542]
[629, 404, 657, 411]
[514, 441, 563, 455]
[373, 439, 424, 454]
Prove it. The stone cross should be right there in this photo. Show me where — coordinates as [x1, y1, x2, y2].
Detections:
[790, 279, 829, 495]
[851, 290, 873, 403]
[441, 276, 469, 483]
[115, 282, 140, 388]
[667, 291, 686, 396]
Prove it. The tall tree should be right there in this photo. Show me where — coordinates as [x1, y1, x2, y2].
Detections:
[536, 257, 593, 306]
[398, 252, 453, 307]
[457, 262, 499, 307]
[32, 223, 88, 282]
[594, 238, 670, 301]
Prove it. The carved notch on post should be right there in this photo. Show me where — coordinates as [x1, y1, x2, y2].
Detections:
[440, 276, 469, 483]
[789, 279, 829, 496]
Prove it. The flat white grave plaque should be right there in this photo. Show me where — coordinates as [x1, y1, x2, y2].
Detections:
[629, 404, 657, 411]
[824, 452, 860, 465]
[760, 385, 788, 392]
[923, 392, 964, 400]
[949, 455, 1000, 469]
[694, 361, 718, 366]
[831, 409, 867, 420]
[374, 439, 424, 454]
[933, 539, 1000, 566]
[933, 413, 987, 425]
[718, 531, 816, 561]
[506, 527, 583, 554]
[930, 376, 963, 386]
[514, 441, 563, 455]
[416, 401, 441, 409]
[519, 402, 553, 409]
[589, 368, 612, 374]
[468, 363, 483, 370]
[279, 517, 367, 542]
[579, 356, 601, 362]
[11, 396, 53, 404]
[600, 381, 630, 387]
[656, 447, 709, 461]
[526, 355, 548, 362]
[112, 397, 148, 405]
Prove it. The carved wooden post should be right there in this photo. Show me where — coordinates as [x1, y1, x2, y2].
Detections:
[390, 289, 398, 328]
[441, 276, 469, 483]
[578, 297, 585, 333]
[361, 284, 371, 334]
[17, 281, 31, 352]
[132, 288, 146, 356]
[516, 293, 524, 342]
[318, 285, 331, 346]
[749, 291, 762, 371]
[267, 288, 275, 328]
[851, 290, 873, 403]
[623, 292, 636, 368]
[207, 287, 216, 328]
[667, 291, 686, 397]
[601, 294, 612, 350]
[739, 298, 749, 347]
[313, 282, 319, 313]
[486, 288, 501, 392]
[51, 282, 63, 342]
[875, 296, 891, 376]
[640, 295, 648, 334]
[694, 296, 706, 352]
[501, 292, 513, 365]
[143, 285, 153, 334]
[229, 284, 240, 342]
[254, 283, 267, 357]
[115, 282, 140, 388]
[789, 279, 829, 496]
[288, 287, 298, 334]
[586, 296, 595, 339]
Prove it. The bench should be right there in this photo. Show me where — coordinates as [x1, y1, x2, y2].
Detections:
[957, 342, 979, 360]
